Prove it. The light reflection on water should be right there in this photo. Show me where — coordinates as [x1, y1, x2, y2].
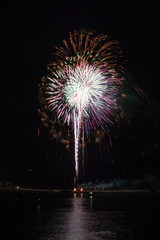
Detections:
[65, 194, 89, 239]
[0, 192, 160, 240]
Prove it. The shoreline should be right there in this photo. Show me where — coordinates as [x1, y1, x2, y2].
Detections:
[0, 188, 159, 194]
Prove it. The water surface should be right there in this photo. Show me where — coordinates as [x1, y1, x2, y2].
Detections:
[0, 191, 159, 240]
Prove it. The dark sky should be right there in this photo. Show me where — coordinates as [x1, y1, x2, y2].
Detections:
[1, 1, 160, 187]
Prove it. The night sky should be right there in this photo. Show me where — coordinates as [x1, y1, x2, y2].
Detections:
[1, 1, 160, 188]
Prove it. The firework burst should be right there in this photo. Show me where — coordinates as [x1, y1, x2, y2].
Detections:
[47, 61, 123, 130]
[39, 30, 137, 185]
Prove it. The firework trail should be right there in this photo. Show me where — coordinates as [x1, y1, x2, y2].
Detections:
[39, 30, 142, 185]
